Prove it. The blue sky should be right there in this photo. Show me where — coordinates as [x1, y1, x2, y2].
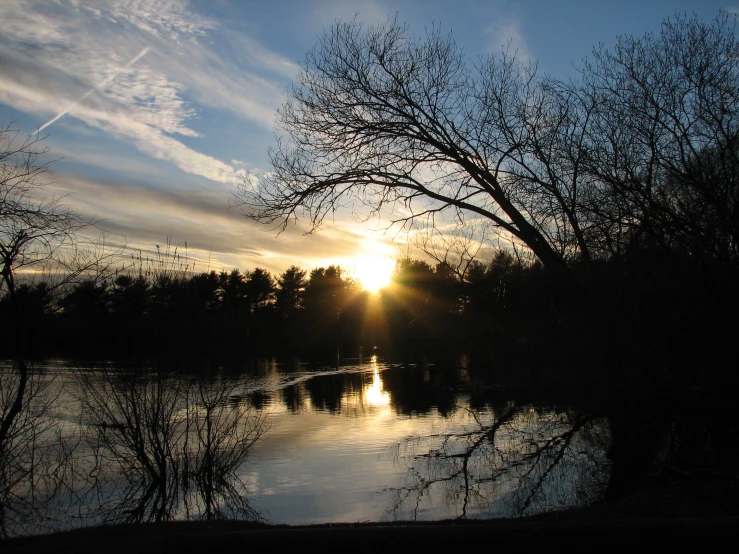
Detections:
[0, 0, 734, 281]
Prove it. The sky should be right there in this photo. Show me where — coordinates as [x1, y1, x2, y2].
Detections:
[0, 0, 734, 287]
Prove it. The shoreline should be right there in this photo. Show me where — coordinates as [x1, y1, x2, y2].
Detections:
[5, 478, 738, 552]
[4, 515, 737, 552]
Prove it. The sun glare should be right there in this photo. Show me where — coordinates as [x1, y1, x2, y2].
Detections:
[355, 255, 394, 293]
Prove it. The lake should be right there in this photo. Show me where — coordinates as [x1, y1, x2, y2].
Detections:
[0, 356, 611, 536]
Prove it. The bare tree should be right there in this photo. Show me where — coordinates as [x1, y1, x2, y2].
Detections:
[1, 117, 106, 383]
[236, 13, 739, 276]
[0, 120, 120, 537]
[234, 16, 594, 276]
[0, 122, 95, 299]
[76, 369, 186, 523]
[410, 219, 493, 284]
[527, 12, 739, 267]
[0, 362, 58, 537]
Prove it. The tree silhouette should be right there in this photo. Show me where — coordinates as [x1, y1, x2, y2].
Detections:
[236, 16, 581, 275]
[276, 265, 307, 320]
[236, 13, 739, 291]
[218, 269, 248, 317]
[1, 124, 92, 300]
[185, 271, 220, 315]
[245, 268, 275, 313]
[110, 275, 150, 318]
[304, 266, 353, 318]
[567, 13, 739, 267]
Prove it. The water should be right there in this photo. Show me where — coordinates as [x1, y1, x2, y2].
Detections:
[0, 357, 611, 536]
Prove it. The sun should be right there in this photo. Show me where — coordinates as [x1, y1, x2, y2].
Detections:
[354, 255, 395, 293]
[345, 238, 395, 293]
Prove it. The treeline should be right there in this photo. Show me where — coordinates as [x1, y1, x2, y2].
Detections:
[0, 249, 561, 362]
[3, 240, 736, 392]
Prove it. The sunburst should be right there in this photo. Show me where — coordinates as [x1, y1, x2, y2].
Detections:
[354, 255, 394, 293]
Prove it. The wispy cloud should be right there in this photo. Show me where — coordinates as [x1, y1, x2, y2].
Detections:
[0, 0, 287, 184]
[44, 173, 396, 276]
[485, 19, 533, 63]
[37, 46, 152, 133]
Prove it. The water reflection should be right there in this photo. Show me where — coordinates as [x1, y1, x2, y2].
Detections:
[384, 405, 610, 520]
[274, 356, 388, 416]
[2, 358, 612, 535]
[244, 360, 610, 524]
[75, 369, 267, 525]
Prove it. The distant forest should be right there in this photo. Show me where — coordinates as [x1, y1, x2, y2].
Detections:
[3, 238, 732, 391]
[1, 245, 556, 363]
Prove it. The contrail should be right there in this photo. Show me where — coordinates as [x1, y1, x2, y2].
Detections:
[36, 46, 151, 134]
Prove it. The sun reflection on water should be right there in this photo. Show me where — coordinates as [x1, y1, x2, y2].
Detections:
[364, 355, 390, 407]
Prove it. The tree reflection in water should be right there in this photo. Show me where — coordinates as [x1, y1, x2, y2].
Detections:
[76, 368, 268, 524]
[385, 402, 610, 520]
[0, 362, 82, 538]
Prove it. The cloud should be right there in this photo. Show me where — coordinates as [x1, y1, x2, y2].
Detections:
[44, 172, 397, 276]
[485, 19, 532, 62]
[107, 0, 215, 42]
[36, 47, 153, 134]
[0, 0, 469, 276]
[48, 143, 175, 180]
[0, 0, 287, 184]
